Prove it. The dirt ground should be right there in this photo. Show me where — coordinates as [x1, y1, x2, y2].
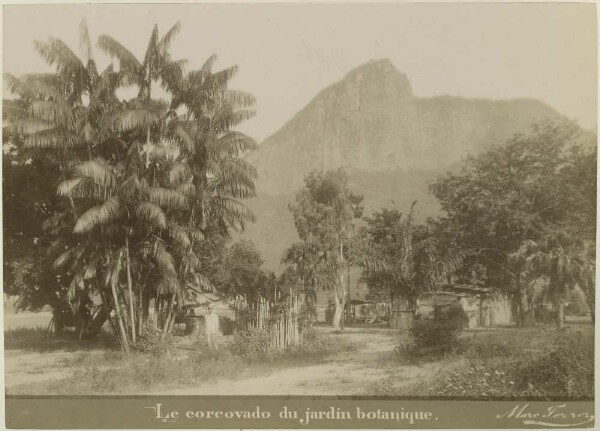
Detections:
[4, 313, 593, 395]
[147, 327, 445, 395]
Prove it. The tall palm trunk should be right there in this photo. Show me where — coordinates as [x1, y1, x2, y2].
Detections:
[138, 281, 144, 337]
[555, 288, 566, 330]
[110, 278, 129, 352]
[557, 300, 565, 330]
[516, 276, 534, 327]
[125, 236, 136, 343]
[161, 294, 176, 340]
[332, 243, 346, 329]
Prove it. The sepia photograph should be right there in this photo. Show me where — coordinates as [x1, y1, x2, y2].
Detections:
[2, 1, 597, 427]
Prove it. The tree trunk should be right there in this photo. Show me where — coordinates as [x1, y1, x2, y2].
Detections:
[107, 312, 118, 336]
[331, 246, 346, 330]
[517, 287, 535, 327]
[556, 293, 565, 330]
[86, 305, 111, 337]
[138, 280, 144, 337]
[110, 280, 129, 352]
[160, 294, 176, 340]
[345, 267, 351, 324]
[332, 290, 345, 329]
[125, 236, 136, 343]
[582, 281, 595, 323]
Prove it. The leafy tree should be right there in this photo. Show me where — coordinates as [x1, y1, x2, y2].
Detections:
[431, 120, 596, 326]
[209, 240, 276, 302]
[515, 231, 582, 329]
[288, 169, 363, 328]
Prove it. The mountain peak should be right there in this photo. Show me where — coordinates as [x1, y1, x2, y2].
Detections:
[345, 58, 396, 76]
[247, 62, 562, 195]
[342, 58, 413, 99]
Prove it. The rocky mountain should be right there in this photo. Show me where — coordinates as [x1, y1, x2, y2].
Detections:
[242, 59, 565, 270]
[246, 59, 562, 195]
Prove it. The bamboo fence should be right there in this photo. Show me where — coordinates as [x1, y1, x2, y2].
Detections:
[234, 293, 303, 349]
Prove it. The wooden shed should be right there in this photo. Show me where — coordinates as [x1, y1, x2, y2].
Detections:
[416, 285, 513, 328]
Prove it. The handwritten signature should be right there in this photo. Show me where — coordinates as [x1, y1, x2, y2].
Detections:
[497, 403, 594, 427]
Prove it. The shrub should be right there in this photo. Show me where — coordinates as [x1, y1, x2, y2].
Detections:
[230, 329, 272, 360]
[132, 325, 173, 357]
[535, 307, 555, 324]
[430, 333, 594, 399]
[462, 333, 513, 365]
[514, 336, 594, 398]
[402, 314, 464, 357]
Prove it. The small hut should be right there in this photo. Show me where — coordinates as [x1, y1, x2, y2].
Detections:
[416, 285, 513, 328]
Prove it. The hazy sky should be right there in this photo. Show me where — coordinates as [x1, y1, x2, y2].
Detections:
[4, 3, 598, 141]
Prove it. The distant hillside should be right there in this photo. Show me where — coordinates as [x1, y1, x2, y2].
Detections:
[243, 59, 567, 270]
[242, 168, 443, 270]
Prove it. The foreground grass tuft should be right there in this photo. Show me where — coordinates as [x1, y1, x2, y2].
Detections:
[9, 327, 361, 395]
[4, 326, 119, 353]
[366, 326, 594, 399]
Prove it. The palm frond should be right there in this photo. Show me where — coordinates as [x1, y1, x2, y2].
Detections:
[108, 109, 155, 132]
[154, 240, 177, 278]
[97, 35, 142, 77]
[29, 100, 74, 128]
[76, 160, 117, 191]
[73, 206, 100, 234]
[224, 90, 256, 108]
[169, 162, 192, 185]
[157, 21, 181, 54]
[149, 187, 189, 210]
[11, 118, 54, 135]
[57, 178, 84, 197]
[168, 222, 191, 249]
[96, 195, 123, 225]
[34, 38, 86, 85]
[174, 124, 195, 153]
[176, 182, 196, 197]
[53, 247, 77, 270]
[79, 19, 94, 63]
[136, 201, 167, 229]
[142, 24, 159, 69]
[215, 131, 257, 157]
[24, 128, 79, 149]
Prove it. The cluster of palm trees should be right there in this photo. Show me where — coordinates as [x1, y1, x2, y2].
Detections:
[509, 232, 596, 328]
[5, 20, 258, 350]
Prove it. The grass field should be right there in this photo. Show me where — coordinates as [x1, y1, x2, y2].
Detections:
[3, 315, 594, 397]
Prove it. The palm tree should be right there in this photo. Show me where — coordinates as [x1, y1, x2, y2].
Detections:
[522, 231, 584, 329]
[56, 154, 187, 344]
[576, 240, 595, 323]
[166, 55, 258, 233]
[8, 21, 259, 351]
[98, 22, 184, 101]
[281, 241, 336, 322]
[361, 204, 466, 329]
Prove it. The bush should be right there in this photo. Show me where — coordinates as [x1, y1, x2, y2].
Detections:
[399, 312, 464, 357]
[132, 325, 173, 357]
[514, 336, 594, 398]
[535, 307, 555, 324]
[462, 333, 513, 364]
[230, 329, 272, 360]
[431, 333, 594, 399]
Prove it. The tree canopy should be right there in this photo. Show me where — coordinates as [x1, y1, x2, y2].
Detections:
[3, 20, 261, 348]
[431, 120, 596, 326]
